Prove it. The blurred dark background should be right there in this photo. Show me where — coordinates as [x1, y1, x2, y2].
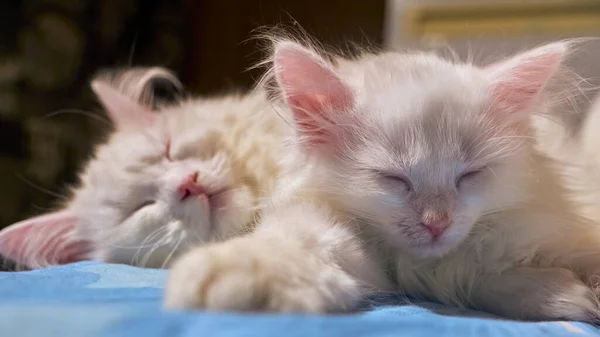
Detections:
[1, 0, 600, 232]
[0, 0, 385, 229]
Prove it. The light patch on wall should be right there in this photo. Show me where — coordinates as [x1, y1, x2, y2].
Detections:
[402, 1, 600, 40]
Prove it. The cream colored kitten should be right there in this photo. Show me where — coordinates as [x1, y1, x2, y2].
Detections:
[0, 69, 295, 270]
[166, 37, 600, 322]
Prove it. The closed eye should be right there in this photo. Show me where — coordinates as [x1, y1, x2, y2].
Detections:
[456, 168, 485, 188]
[378, 171, 412, 191]
[134, 200, 155, 213]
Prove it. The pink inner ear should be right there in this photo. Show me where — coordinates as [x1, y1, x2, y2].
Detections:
[274, 43, 354, 145]
[91, 80, 157, 130]
[0, 210, 93, 269]
[485, 43, 567, 119]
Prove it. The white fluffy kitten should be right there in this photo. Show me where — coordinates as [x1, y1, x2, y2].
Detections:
[166, 37, 600, 321]
[274, 39, 600, 321]
[0, 68, 294, 269]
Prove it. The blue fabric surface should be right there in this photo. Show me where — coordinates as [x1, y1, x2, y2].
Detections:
[0, 262, 597, 337]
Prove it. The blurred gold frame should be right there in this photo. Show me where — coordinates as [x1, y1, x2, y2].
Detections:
[404, 1, 600, 39]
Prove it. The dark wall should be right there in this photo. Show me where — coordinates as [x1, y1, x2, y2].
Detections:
[185, 0, 386, 93]
[0, 0, 187, 227]
[0, 0, 385, 230]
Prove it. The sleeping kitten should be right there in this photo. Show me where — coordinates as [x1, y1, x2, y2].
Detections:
[0, 68, 295, 270]
[166, 37, 600, 322]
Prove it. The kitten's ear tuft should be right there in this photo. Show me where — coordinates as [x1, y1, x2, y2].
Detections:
[273, 42, 354, 145]
[0, 210, 93, 270]
[91, 80, 157, 130]
[484, 42, 569, 121]
[93, 67, 186, 110]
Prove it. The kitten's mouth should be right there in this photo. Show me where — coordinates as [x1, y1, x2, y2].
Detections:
[398, 225, 448, 249]
[182, 187, 228, 209]
[179, 188, 229, 234]
[404, 231, 460, 258]
[207, 188, 228, 210]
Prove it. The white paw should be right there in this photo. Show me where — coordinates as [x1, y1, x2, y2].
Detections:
[164, 237, 361, 313]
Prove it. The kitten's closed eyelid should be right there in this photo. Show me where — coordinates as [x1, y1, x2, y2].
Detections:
[378, 171, 412, 191]
[134, 200, 155, 212]
[456, 167, 485, 188]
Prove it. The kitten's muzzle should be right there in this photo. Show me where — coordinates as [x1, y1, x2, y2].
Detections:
[419, 212, 451, 238]
[177, 172, 207, 201]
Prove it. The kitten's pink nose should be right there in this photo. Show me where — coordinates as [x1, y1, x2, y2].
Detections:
[177, 172, 206, 201]
[420, 214, 451, 238]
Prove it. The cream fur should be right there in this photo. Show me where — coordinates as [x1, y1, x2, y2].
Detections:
[315, 42, 600, 321]
[74, 88, 304, 268]
[534, 93, 600, 225]
[166, 38, 600, 322]
[163, 92, 393, 312]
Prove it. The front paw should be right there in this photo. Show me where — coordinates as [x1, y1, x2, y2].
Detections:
[164, 237, 362, 313]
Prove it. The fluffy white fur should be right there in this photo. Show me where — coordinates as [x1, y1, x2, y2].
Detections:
[165, 203, 391, 312]
[0, 65, 391, 312]
[75, 87, 295, 268]
[6, 36, 600, 321]
[93, 66, 184, 109]
[286, 40, 600, 321]
[534, 93, 600, 225]
[0, 69, 297, 269]
[163, 75, 393, 312]
[166, 37, 600, 321]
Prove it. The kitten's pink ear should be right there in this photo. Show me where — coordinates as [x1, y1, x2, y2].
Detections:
[91, 80, 157, 130]
[273, 42, 354, 145]
[484, 42, 568, 121]
[0, 210, 93, 269]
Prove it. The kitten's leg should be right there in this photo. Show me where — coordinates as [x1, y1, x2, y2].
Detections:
[470, 267, 599, 321]
[164, 204, 391, 313]
[536, 231, 600, 298]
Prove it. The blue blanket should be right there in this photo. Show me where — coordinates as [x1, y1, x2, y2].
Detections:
[0, 262, 597, 337]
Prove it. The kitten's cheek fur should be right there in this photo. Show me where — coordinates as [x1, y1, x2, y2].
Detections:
[164, 237, 362, 313]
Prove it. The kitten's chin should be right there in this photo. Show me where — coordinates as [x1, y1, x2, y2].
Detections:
[406, 241, 457, 258]
[401, 234, 463, 258]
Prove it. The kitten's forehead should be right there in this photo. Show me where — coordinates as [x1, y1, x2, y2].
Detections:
[350, 56, 483, 141]
[85, 95, 253, 180]
[346, 53, 507, 170]
[367, 115, 475, 166]
[103, 129, 165, 168]
[342, 52, 488, 115]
